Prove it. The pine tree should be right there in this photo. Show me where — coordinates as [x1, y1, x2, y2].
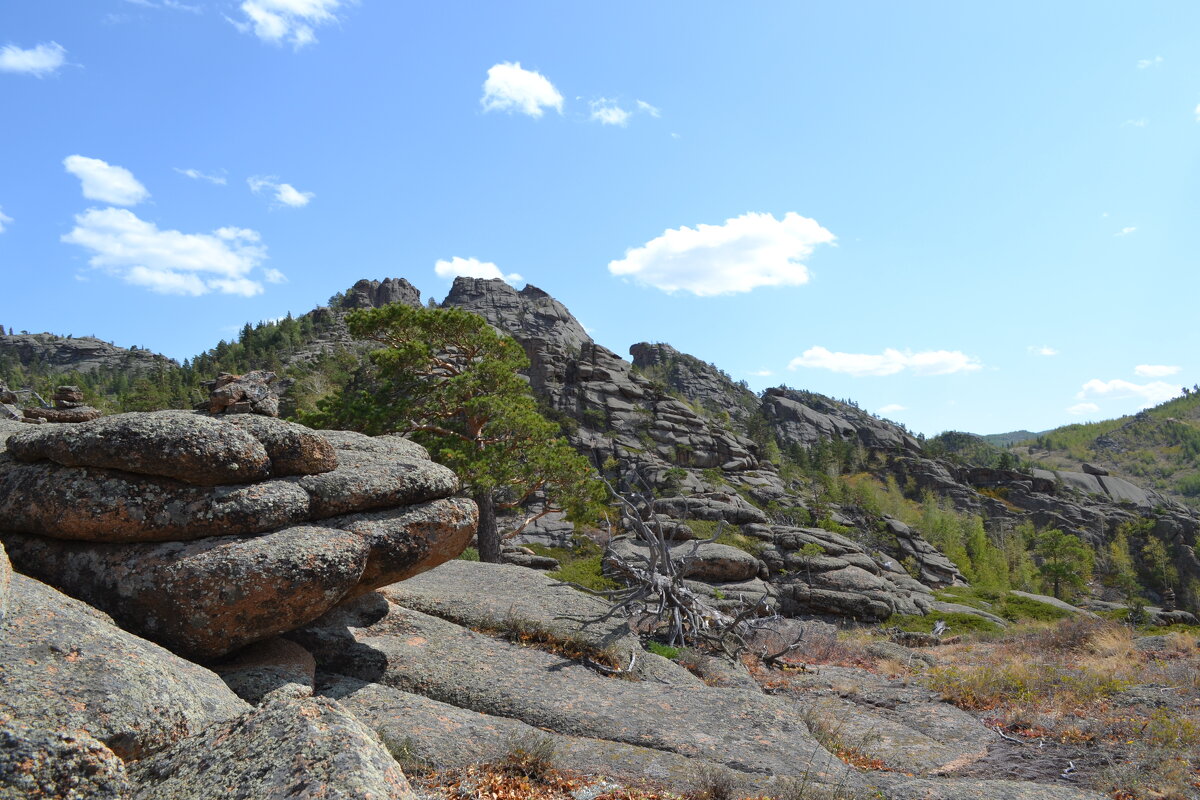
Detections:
[303, 304, 606, 562]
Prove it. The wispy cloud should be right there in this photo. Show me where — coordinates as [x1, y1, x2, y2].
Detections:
[0, 207, 12, 234]
[231, 0, 344, 49]
[1134, 364, 1180, 378]
[481, 62, 563, 118]
[175, 167, 227, 185]
[636, 100, 661, 117]
[63, 155, 149, 206]
[1122, 118, 1148, 128]
[62, 207, 271, 297]
[589, 97, 630, 126]
[248, 175, 314, 207]
[747, 369, 774, 377]
[0, 42, 67, 77]
[1137, 55, 1163, 69]
[609, 211, 835, 296]
[1067, 402, 1100, 416]
[125, 0, 202, 11]
[1077, 378, 1181, 408]
[1115, 226, 1137, 236]
[789, 347, 982, 377]
[877, 404, 906, 415]
[434, 256, 522, 286]
[1027, 345, 1058, 357]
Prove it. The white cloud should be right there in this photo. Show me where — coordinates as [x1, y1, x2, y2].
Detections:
[1027, 345, 1058, 356]
[263, 268, 288, 284]
[0, 42, 67, 76]
[877, 404, 906, 415]
[1077, 378, 1181, 408]
[636, 100, 661, 117]
[1195, 103, 1200, 122]
[63, 155, 149, 206]
[481, 62, 563, 117]
[1137, 56, 1163, 69]
[788, 346, 983, 377]
[0, 207, 11, 233]
[233, 0, 343, 48]
[590, 98, 630, 126]
[126, 0, 202, 11]
[175, 167, 227, 185]
[248, 175, 314, 207]
[1116, 226, 1137, 236]
[747, 369, 774, 377]
[1067, 402, 1100, 416]
[61, 207, 270, 297]
[608, 211, 835, 296]
[1134, 364, 1181, 377]
[434, 256, 522, 285]
[1122, 118, 1147, 128]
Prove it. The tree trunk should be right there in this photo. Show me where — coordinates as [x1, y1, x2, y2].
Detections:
[475, 490, 501, 563]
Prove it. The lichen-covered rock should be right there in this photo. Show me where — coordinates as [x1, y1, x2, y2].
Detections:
[0, 448, 458, 543]
[0, 541, 10, 624]
[2, 526, 372, 660]
[205, 370, 280, 416]
[0, 719, 132, 800]
[606, 538, 762, 583]
[22, 405, 103, 423]
[214, 637, 317, 705]
[128, 695, 417, 800]
[220, 414, 338, 477]
[0, 574, 247, 760]
[7, 411, 271, 486]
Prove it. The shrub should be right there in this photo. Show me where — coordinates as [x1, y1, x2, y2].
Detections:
[646, 641, 680, 659]
[888, 611, 1003, 636]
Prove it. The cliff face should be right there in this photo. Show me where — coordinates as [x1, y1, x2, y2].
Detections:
[0, 333, 177, 377]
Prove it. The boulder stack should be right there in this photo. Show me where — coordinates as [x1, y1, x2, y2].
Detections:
[22, 384, 103, 423]
[204, 369, 281, 416]
[0, 410, 477, 660]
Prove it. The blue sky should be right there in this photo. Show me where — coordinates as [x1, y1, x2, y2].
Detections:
[1, 1, 1197, 437]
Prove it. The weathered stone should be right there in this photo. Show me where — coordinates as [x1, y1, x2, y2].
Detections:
[0, 718, 132, 800]
[320, 498, 479, 598]
[128, 695, 417, 800]
[0, 574, 247, 760]
[220, 414, 338, 477]
[7, 411, 272, 486]
[206, 370, 280, 416]
[289, 595, 857, 788]
[340, 277, 422, 310]
[607, 537, 762, 583]
[0, 333, 174, 378]
[651, 492, 768, 524]
[23, 405, 103, 423]
[1081, 462, 1109, 476]
[1007, 590, 1098, 618]
[214, 637, 317, 705]
[0, 445, 458, 543]
[2, 526, 372, 660]
[0, 541, 9, 624]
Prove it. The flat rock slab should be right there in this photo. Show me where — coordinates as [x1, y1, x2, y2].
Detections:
[129, 695, 416, 800]
[1007, 590, 1098, 617]
[0, 541, 9, 624]
[0, 574, 248, 760]
[868, 774, 1109, 800]
[7, 410, 272, 485]
[321, 674, 778, 794]
[288, 594, 858, 789]
[0, 445, 459, 543]
[608, 538, 761, 583]
[0, 718, 132, 800]
[214, 637, 317, 705]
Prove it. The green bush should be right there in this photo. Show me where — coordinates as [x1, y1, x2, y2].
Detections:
[998, 594, 1072, 622]
[888, 611, 1003, 635]
[645, 641, 680, 659]
[546, 555, 619, 592]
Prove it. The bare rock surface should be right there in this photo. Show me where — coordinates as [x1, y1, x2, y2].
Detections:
[128, 694, 417, 800]
[7, 411, 272, 486]
[607, 537, 762, 582]
[867, 774, 1108, 799]
[287, 593, 857, 788]
[214, 636, 317, 705]
[221, 414, 339, 476]
[0, 718, 132, 800]
[0, 541, 10, 624]
[0, 574, 247, 760]
[0, 444, 458, 543]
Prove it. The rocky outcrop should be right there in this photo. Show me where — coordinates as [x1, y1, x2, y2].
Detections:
[630, 342, 760, 427]
[204, 370, 282, 416]
[0, 573, 248, 760]
[128, 694, 417, 800]
[1, 412, 476, 659]
[22, 385, 103, 424]
[0, 333, 177, 377]
[339, 277, 422, 310]
[763, 387, 921, 453]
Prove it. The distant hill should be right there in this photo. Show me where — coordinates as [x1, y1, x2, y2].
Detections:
[1011, 391, 1200, 507]
[981, 429, 1045, 448]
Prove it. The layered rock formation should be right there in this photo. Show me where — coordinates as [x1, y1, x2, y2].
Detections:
[0, 332, 177, 377]
[0, 410, 476, 659]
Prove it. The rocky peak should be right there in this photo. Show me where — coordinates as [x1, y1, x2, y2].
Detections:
[629, 342, 760, 427]
[339, 277, 422, 310]
[762, 387, 922, 453]
[442, 277, 592, 355]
